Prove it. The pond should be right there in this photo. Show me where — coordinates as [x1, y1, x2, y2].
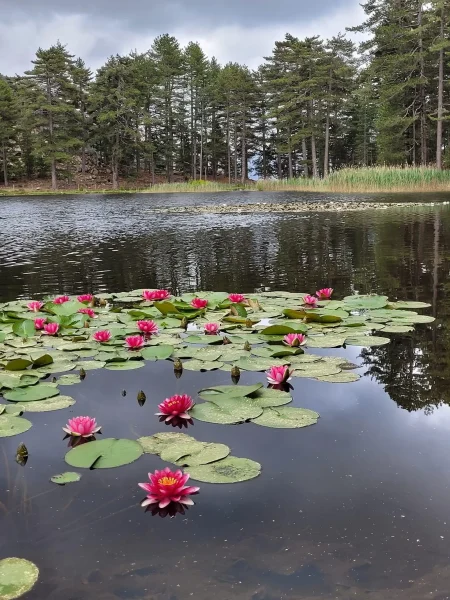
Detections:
[1, 191, 450, 600]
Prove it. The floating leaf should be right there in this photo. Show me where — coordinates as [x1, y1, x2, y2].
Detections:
[76, 360, 106, 371]
[137, 432, 196, 455]
[0, 557, 39, 600]
[306, 335, 347, 348]
[48, 299, 86, 316]
[183, 359, 223, 371]
[198, 383, 264, 399]
[104, 360, 144, 370]
[190, 347, 224, 361]
[249, 388, 293, 408]
[234, 357, 288, 372]
[0, 415, 32, 437]
[17, 395, 76, 413]
[35, 361, 75, 374]
[3, 384, 60, 402]
[382, 325, 414, 333]
[0, 374, 40, 389]
[57, 374, 82, 386]
[12, 320, 36, 339]
[345, 335, 390, 347]
[343, 295, 389, 309]
[32, 354, 54, 368]
[291, 362, 342, 378]
[65, 438, 143, 469]
[188, 456, 261, 484]
[161, 441, 230, 466]
[316, 372, 361, 383]
[252, 406, 319, 428]
[141, 345, 174, 361]
[389, 301, 431, 309]
[184, 334, 223, 345]
[261, 324, 307, 335]
[4, 358, 32, 371]
[50, 472, 81, 485]
[191, 397, 263, 424]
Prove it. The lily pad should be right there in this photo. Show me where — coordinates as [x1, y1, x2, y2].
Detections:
[76, 360, 107, 371]
[57, 374, 82, 385]
[316, 372, 361, 383]
[3, 384, 60, 402]
[191, 397, 263, 424]
[4, 358, 33, 371]
[235, 357, 288, 372]
[345, 335, 390, 347]
[343, 295, 389, 309]
[252, 406, 320, 428]
[382, 325, 414, 333]
[141, 345, 174, 361]
[389, 301, 431, 309]
[307, 335, 347, 348]
[65, 438, 143, 469]
[183, 360, 224, 371]
[0, 415, 32, 437]
[50, 472, 81, 485]
[0, 557, 39, 600]
[249, 388, 293, 407]
[17, 395, 76, 412]
[12, 320, 36, 338]
[137, 432, 197, 455]
[184, 334, 223, 345]
[198, 383, 264, 399]
[104, 360, 144, 370]
[162, 442, 230, 467]
[188, 456, 261, 484]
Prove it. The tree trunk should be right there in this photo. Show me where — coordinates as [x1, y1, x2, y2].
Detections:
[2, 142, 8, 187]
[302, 138, 309, 177]
[262, 121, 267, 178]
[227, 102, 231, 184]
[112, 158, 118, 189]
[436, 3, 445, 170]
[234, 118, 238, 183]
[47, 78, 57, 191]
[51, 158, 57, 191]
[323, 73, 332, 177]
[418, 3, 427, 165]
[241, 103, 246, 184]
[200, 99, 204, 180]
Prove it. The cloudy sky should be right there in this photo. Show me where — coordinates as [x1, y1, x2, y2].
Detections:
[0, 0, 364, 75]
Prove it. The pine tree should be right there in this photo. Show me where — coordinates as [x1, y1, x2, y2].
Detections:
[0, 77, 17, 186]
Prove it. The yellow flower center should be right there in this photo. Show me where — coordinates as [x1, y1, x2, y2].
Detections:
[158, 476, 177, 486]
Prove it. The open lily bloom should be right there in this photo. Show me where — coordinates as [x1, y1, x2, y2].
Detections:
[139, 467, 199, 509]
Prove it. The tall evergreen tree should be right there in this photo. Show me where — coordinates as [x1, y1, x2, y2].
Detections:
[0, 77, 17, 186]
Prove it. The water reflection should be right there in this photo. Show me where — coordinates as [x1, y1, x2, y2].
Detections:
[144, 500, 192, 519]
[2, 193, 450, 599]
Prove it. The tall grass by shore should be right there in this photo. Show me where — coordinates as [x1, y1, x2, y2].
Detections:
[2, 166, 450, 196]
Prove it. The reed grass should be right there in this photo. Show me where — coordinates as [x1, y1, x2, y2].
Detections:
[2, 166, 450, 196]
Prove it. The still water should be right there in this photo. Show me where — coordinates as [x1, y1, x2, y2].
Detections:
[1, 192, 450, 599]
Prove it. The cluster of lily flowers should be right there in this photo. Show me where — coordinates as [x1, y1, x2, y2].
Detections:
[32, 286, 333, 514]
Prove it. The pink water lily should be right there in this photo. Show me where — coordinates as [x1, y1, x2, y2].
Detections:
[303, 295, 318, 307]
[53, 295, 70, 304]
[283, 333, 306, 347]
[27, 301, 44, 312]
[137, 320, 159, 335]
[191, 298, 208, 309]
[139, 467, 200, 509]
[125, 335, 145, 350]
[34, 318, 47, 330]
[63, 416, 101, 437]
[77, 294, 94, 303]
[156, 394, 194, 423]
[93, 330, 111, 342]
[228, 293, 246, 304]
[316, 288, 334, 300]
[266, 365, 293, 385]
[78, 308, 96, 318]
[142, 289, 170, 301]
[204, 322, 219, 335]
[43, 323, 59, 335]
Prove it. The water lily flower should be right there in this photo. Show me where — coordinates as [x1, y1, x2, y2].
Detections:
[191, 298, 208, 309]
[53, 295, 70, 304]
[125, 335, 145, 350]
[303, 295, 318, 307]
[34, 318, 47, 330]
[283, 333, 306, 347]
[78, 308, 96, 318]
[27, 301, 44, 312]
[43, 323, 59, 335]
[204, 322, 219, 335]
[266, 365, 293, 385]
[139, 467, 200, 509]
[316, 288, 334, 300]
[93, 330, 111, 342]
[228, 293, 246, 304]
[63, 416, 101, 437]
[156, 394, 194, 423]
[137, 320, 159, 335]
[142, 289, 170, 301]
[77, 294, 94, 303]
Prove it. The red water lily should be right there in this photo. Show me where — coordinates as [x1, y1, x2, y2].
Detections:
[142, 289, 170, 301]
[316, 288, 333, 300]
[63, 416, 101, 437]
[191, 298, 208, 309]
[27, 301, 44, 312]
[34, 318, 47, 330]
[283, 333, 306, 347]
[303, 295, 318, 307]
[156, 394, 194, 423]
[93, 330, 111, 342]
[77, 294, 94, 303]
[43, 323, 59, 336]
[204, 323, 219, 335]
[266, 365, 293, 386]
[139, 467, 200, 509]
[137, 320, 159, 335]
[228, 293, 246, 304]
[53, 295, 70, 304]
[78, 308, 96, 318]
[125, 335, 145, 350]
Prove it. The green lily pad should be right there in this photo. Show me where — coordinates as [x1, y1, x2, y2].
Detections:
[261, 324, 308, 335]
[0, 557, 39, 600]
[0, 374, 40, 389]
[104, 360, 144, 370]
[316, 372, 361, 383]
[35, 361, 76, 374]
[137, 432, 197, 455]
[343, 295, 389, 309]
[252, 406, 320, 428]
[198, 383, 264, 399]
[162, 442, 230, 467]
[50, 472, 81, 485]
[183, 360, 224, 371]
[12, 319, 36, 338]
[389, 301, 431, 309]
[184, 334, 223, 345]
[57, 374, 82, 385]
[234, 357, 289, 372]
[16, 395, 75, 412]
[249, 388, 293, 407]
[191, 397, 263, 424]
[381, 325, 414, 333]
[141, 345, 174, 361]
[188, 456, 261, 484]
[31, 354, 54, 368]
[4, 358, 33, 371]
[290, 362, 341, 378]
[65, 438, 143, 469]
[76, 360, 107, 371]
[306, 335, 347, 348]
[345, 335, 390, 347]
[0, 415, 32, 437]
[190, 347, 223, 361]
[3, 384, 60, 402]
[391, 314, 435, 324]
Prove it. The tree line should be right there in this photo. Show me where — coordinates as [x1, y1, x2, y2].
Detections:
[0, 0, 450, 189]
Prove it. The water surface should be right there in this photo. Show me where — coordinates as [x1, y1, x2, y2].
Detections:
[1, 192, 450, 599]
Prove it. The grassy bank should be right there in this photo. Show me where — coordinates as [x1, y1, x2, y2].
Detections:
[2, 166, 450, 196]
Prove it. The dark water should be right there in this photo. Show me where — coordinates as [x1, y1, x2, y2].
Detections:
[2, 192, 450, 600]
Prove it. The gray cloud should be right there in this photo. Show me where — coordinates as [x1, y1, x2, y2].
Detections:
[0, 0, 364, 75]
